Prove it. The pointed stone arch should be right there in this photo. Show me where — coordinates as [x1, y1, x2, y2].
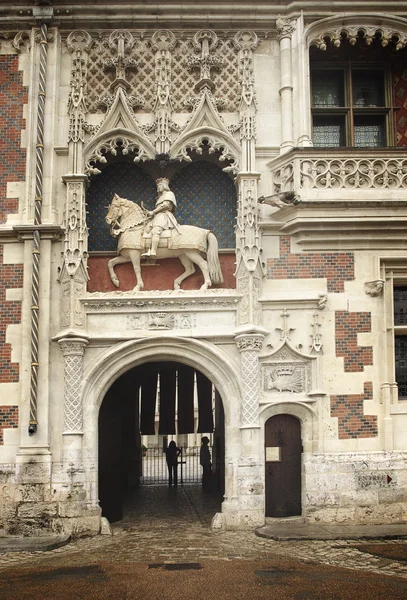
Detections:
[84, 87, 156, 176]
[170, 88, 241, 173]
[81, 336, 242, 507]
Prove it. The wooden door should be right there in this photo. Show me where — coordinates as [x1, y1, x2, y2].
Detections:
[265, 414, 302, 517]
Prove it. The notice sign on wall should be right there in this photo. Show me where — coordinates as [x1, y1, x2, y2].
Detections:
[266, 446, 281, 462]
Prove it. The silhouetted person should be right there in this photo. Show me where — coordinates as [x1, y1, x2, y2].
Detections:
[165, 440, 180, 486]
[200, 436, 212, 491]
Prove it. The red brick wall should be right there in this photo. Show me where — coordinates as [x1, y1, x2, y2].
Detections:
[267, 237, 354, 293]
[335, 311, 373, 372]
[0, 406, 18, 444]
[0, 55, 27, 442]
[331, 382, 378, 439]
[0, 55, 27, 223]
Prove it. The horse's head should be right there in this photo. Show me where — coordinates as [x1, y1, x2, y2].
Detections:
[105, 193, 122, 225]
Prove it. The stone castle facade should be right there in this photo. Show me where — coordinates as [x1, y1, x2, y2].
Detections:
[0, 0, 407, 535]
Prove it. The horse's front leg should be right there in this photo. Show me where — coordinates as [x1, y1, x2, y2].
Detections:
[129, 250, 144, 291]
[108, 254, 130, 288]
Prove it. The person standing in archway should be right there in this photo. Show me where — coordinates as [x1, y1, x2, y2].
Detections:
[143, 178, 181, 258]
[165, 440, 180, 486]
[200, 436, 212, 491]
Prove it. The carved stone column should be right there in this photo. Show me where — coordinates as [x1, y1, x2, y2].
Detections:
[276, 17, 296, 152]
[235, 173, 264, 326]
[59, 337, 88, 465]
[233, 328, 266, 527]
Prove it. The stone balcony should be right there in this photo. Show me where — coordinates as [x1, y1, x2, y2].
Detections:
[268, 147, 407, 202]
[262, 148, 407, 251]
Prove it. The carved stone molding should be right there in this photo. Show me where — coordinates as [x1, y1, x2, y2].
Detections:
[276, 17, 296, 41]
[235, 334, 264, 353]
[59, 337, 89, 433]
[310, 313, 323, 353]
[236, 175, 262, 274]
[12, 30, 31, 53]
[83, 289, 241, 313]
[66, 30, 93, 54]
[309, 24, 407, 51]
[187, 29, 223, 92]
[365, 279, 385, 297]
[234, 30, 258, 171]
[261, 342, 316, 397]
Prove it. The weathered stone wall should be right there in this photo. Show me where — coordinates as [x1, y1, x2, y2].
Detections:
[303, 452, 407, 524]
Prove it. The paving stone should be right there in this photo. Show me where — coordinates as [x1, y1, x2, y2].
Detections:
[0, 485, 406, 578]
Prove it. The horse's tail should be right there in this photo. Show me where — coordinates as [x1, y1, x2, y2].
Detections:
[207, 232, 224, 285]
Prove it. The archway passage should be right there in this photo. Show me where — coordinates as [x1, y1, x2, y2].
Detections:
[99, 361, 225, 523]
[265, 414, 302, 518]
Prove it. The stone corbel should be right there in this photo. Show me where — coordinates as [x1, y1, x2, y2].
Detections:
[364, 279, 384, 297]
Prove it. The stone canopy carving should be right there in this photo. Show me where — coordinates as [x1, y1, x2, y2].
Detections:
[62, 28, 250, 175]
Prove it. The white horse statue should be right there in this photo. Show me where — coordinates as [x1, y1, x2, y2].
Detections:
[105, 193, 224, 291]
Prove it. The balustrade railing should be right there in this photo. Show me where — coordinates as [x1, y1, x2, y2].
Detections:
[270, 148, 407, 194]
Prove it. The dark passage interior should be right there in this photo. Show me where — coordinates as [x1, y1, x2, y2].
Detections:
[99, 362, 225, 523]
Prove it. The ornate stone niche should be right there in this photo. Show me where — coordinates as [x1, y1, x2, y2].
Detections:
[260, 341, 319, 400]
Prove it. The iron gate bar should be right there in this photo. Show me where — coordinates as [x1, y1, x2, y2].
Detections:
[140, 446, 209, 485]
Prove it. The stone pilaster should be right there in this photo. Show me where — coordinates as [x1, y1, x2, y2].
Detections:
[59, 337, 88, 465]
[235, 332, 264, 429]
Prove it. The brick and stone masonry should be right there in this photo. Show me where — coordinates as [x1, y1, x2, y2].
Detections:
[0, 55, 27, 442]
[331, 382, 378, 439]
[267, 236, 354, 293]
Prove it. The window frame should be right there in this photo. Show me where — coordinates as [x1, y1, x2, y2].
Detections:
[311, 62, 395, 148]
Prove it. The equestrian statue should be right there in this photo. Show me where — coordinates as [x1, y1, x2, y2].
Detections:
[105, 178, 224, 292]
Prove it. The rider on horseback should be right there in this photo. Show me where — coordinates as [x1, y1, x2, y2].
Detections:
[142, 178, 181, 257]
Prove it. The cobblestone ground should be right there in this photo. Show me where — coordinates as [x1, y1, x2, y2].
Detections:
[1, 485, 407, 581]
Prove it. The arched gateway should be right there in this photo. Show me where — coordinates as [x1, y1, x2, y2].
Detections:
[80, 337, 242, 522]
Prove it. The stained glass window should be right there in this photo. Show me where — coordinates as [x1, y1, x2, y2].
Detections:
[311, 64, 392, 147]
[311, 71, 344, 107]
[354, 119, 385, 147]
[313, 119, 343, 147]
